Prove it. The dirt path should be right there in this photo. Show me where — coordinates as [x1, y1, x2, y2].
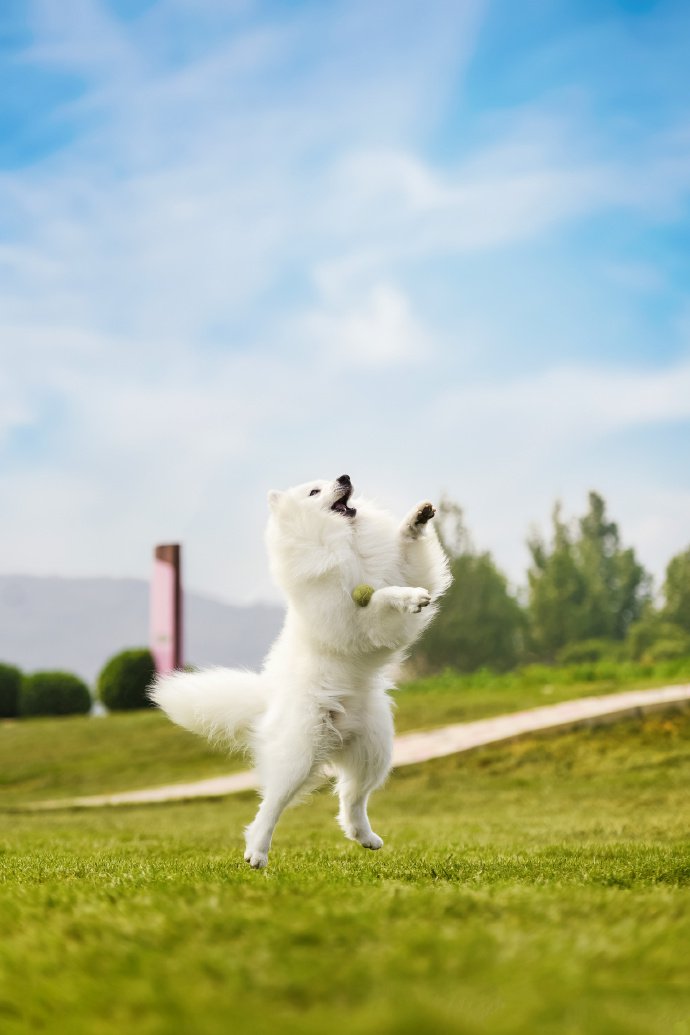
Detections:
[24, 683, 690, 811]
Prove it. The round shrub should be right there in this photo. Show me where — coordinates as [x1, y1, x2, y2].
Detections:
[627, 618, 685, 661]
[556, 639, 623, 665]
[20, 671, 92, 717]
[0, 663, 22, 718]
[98, 648, 156, 711]
[642, 635, 690, 664]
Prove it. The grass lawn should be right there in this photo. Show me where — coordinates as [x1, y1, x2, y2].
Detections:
[395, 659, 690, 732]
[0, 709, 248, 806]
[2, 661, 689, 805]
[1, 709, 689, 1034]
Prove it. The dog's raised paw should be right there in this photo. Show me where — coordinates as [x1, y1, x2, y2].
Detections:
[415, 502, 435, 525]
[403, 501, 436, 537]
[359, 832, 384, 850]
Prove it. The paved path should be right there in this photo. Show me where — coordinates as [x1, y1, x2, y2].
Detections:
[23, 683, 690, 811]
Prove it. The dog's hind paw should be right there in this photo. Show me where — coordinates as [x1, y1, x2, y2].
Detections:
[359, 832, 384, 850]
[244, 847, 268, 870]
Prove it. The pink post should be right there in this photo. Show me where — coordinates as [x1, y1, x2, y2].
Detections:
[150, 544, 183, 675]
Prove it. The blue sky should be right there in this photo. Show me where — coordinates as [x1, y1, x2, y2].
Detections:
[1, 0, 689, 603]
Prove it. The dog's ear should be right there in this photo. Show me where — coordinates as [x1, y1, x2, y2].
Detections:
[267, 490, 283, 513]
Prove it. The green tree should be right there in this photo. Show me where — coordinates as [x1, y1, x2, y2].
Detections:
[527, 503, 586, 656]
[413, 500, 524, 673]
[577, 492, 650, 640]
[527, 492, 650, 660]
[662, 545, 690, 633]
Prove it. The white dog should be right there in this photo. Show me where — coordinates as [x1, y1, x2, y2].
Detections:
[150, 475, 450, 869]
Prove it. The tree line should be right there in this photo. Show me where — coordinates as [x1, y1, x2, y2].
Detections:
[412, 491, 690, 674]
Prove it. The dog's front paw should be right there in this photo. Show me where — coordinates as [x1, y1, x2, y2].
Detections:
[415, 501, 435, 525]
[403, 501, 436, 537]
[244, 847, 268, 870]
[390, 587, 431, 613]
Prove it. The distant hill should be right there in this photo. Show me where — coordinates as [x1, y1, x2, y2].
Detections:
[0, 576, 284, 685]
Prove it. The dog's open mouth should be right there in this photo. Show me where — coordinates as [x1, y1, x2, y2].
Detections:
[331, 486, 356, 518]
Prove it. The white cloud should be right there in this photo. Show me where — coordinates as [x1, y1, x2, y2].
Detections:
[304, 283, 434, 368]
[435, 359, 690, 450]
[0, 382, 33, 447]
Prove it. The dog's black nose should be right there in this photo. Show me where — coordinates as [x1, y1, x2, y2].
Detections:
[337, 474, 351, 486]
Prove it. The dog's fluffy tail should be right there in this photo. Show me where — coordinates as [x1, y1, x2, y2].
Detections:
[149, 667, 267, 749]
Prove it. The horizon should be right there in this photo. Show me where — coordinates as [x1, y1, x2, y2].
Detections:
[0, 476, 685, 607]
[0, 570, 284, 607]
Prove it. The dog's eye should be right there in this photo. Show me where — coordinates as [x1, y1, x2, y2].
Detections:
[309, 488, 320, 497]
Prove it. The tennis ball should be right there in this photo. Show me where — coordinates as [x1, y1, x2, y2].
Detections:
[352, 584, 375, 607]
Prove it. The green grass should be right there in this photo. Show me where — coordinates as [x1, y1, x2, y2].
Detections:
[2, 658, 689, 805]
[396, 656, 690, 731]
[1, 710, 689, 1034]
[0, 710, 248, 805]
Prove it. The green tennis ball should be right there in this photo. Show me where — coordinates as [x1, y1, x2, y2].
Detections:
[352, 584, 375, 607]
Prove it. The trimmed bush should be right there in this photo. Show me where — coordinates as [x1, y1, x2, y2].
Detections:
[20, 671, 92, 717]
[98, 648, 156, 711]
[0, 663, 22, 718]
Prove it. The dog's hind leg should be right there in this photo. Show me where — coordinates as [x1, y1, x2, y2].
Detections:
[244, 721, 320, 870]
[336, 774, 383, 850]
[333, 693, 393, 851]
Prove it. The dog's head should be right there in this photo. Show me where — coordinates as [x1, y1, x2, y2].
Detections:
[266, 475, 359, 585]
[268, 474, 357, 524]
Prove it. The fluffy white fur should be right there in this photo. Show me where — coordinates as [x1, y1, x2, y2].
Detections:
[150, 476, 451, 869]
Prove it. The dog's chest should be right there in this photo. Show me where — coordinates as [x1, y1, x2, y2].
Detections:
[350, 533, 402, 589]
